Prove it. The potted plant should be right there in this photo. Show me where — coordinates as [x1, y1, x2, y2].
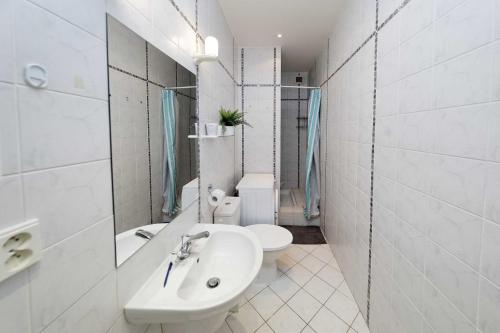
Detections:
[218, 107, 252, 136]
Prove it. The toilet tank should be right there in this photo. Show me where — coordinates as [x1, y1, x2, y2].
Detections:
[214, 197, 241, 225]
[236, 173, 275, 226]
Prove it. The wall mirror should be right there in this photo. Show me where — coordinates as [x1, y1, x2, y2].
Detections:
[106, 15, 199, 266]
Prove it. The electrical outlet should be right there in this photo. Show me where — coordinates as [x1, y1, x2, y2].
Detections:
[0, 219, 41, 283]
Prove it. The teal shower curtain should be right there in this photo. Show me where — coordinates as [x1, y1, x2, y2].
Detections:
[304, 89, 321, 220]
[161, 90, 177, 216]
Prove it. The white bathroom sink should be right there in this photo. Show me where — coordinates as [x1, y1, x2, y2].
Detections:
[124, 224, 263, 333]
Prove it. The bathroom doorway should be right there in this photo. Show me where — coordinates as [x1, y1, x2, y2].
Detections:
[280, 72, 320, 229]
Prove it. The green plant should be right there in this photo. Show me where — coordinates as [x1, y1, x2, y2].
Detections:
[218, 107, 252, 128]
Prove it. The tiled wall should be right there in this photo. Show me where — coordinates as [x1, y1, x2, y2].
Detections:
[312, 0, 500, 332]
[235, 47, 282, 188]
[281, 72, 309, 190]
[0, 0, 236, 331]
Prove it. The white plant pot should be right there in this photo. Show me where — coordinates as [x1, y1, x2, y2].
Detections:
[223, 126, 235, 136]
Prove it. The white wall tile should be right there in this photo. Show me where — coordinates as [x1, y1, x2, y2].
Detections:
[393, 252, 423, 310]
[15, 0, 108, 100]
[399, 0, 434, 42]
[433, 0, 493, 64]
[23, 160, 113, 247]
[433, 44, 492, 108]
[422, 280, 476, 333]
[379, 0, 403, 23]
[18, 87, 110, 171]
[0, 0, 15, 83]
[0, 82, 20, 175]
[107, 314, 149, 333]
[478, 277, 500, 333]
[495, 0, 500, 39]
[435, 0, 468, 18]
[28, 0, 107, 40]
[0, 175, 24, 230]
[29, 217, 115, 332]
[242, 48, 275, 84]
[0, 272, 30, 333]
[424, 242, 479, 321]
[42, 271, 118, 333]
[484, 163, 500, 225]
[481, 221, 500, 286]
[399, 26, 433, 78]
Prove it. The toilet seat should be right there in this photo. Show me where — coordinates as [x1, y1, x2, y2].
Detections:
[245, 225, 293, 251]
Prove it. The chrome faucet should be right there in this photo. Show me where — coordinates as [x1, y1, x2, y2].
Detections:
[175, 231, 210, 260]
[135, 229, 154, 240]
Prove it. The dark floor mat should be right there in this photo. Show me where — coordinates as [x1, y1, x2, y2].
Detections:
[281, 226, 326, 244]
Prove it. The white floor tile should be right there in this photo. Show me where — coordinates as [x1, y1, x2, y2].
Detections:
[301, 254, 326, 274]
[337, 281, 356, 302]
[317, 265, 344, 288]
[215, 321, 232, 333]
[328, 257, 341, 270]
[244, 280, 268, 300]
[250, 287, 284, 320]
[311, 246, 334, 263]
[286, 245, 309, 261]
[304, 276, 336, 304]
[325, 290, 359, 325]
[309, 307, 350, 333]
[268, 305, 307, 333]
[351, 312, 370, 333]
[256, 323, 274, 333]
[286, 263, 314, 286]
[297, 244, 319, 253]
[301, 326, 317, 333]
[277, 254, 297, 273]
[226, 303, 264, 333]
[269, 274, 301, 302]
[288, 289, 323, 322]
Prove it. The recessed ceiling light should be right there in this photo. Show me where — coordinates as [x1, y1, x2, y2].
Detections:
[277, 34, 282, 38]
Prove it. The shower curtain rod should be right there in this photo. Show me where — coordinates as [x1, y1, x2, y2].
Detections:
[164, 85, 197, 90]
[281, 85, 320, 89]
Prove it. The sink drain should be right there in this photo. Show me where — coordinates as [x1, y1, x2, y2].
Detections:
[206, 277, 220, 289]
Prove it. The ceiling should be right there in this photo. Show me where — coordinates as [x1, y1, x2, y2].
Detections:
[218, 0, 343, 71]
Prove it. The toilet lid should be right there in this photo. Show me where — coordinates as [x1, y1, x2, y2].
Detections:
[246, 225, 293, 251]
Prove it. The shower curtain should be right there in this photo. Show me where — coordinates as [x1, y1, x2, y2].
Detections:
[304, 88, 321, 220]
[161, 90, 177, 217]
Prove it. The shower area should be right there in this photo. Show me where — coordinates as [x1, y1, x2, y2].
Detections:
[280, 72, 320, 227]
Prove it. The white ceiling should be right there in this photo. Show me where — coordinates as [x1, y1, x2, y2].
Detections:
[218, 0, 343, 71]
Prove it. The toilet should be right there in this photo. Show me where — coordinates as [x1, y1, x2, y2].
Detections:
[214, 174, 293, 283]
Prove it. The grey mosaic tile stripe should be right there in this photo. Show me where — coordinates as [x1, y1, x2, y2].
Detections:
[108, 64, 147, 82]
[241, 48, 245, 176]
[297, 83, 301, 188]
[145, 42, 154, 224]
[366, 0, 380, 323]
[196, 64, 201, 223]
[273, 48, 277, 180]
